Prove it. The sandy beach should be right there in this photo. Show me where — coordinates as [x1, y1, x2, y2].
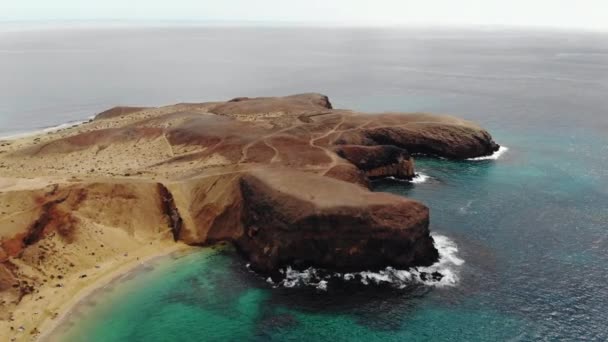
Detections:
[2, 241, 188, 342]
[0, 118, 183, 341]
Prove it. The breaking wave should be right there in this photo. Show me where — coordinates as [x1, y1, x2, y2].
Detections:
[411, 172, 430, 184]
[263, 234, 464, 291]
[467, 146, 508, 161]
[386, 172, 430, 184]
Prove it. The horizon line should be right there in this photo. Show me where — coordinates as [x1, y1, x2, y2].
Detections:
[0, 19, 607, 34]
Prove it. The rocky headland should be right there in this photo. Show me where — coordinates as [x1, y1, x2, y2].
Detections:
[0, 93, 499, 340]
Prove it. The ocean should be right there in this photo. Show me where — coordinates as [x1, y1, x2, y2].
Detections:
[2, 25, 607, 341]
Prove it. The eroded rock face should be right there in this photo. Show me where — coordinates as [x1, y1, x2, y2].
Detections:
[0, 182, 178, 261]
[332, 113, 500, 159]
[237, 169, 438, 275]
[363, 124, 499, 159]
[334, 145, 415, 179]
[0, 181, 183, 317]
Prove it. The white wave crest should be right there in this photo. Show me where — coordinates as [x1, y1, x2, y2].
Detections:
[411, 172, 430, 183]
[385, 172, 430, 184]
[467, 146, 508, 161]
[415, 234, 464, 287]
[267, 234, 464, 291]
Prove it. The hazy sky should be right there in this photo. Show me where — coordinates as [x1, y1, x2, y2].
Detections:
[2, 0, 607, 31]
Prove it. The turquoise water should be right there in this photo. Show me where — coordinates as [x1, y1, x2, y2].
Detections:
[3, 27, 607, 340]
[49, 246, 527, 341]
[50, 127, 608, 341]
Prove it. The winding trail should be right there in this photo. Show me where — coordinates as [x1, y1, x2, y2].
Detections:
[309, 115, 346, 170]
[238, 122, 304, 164]
[162, 134, 175, 157]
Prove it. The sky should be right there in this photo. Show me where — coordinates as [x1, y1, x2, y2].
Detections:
[2, 0, 607, 31]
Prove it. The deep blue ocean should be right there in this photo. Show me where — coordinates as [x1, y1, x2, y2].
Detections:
[1, 25, 607, 341]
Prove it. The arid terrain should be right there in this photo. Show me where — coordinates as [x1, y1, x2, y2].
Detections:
[0, 93, 499, 341]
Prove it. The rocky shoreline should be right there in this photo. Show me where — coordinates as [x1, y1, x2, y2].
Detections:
[0, 93, 498, 339]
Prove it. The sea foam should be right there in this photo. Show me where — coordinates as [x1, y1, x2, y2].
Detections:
[410, 172, 430, 184]
[386, 172, 430, 184]
[467, 146, 508, 161]
[266, 234, 464, 291]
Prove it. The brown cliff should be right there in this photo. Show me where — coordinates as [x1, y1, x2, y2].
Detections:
[237, 169, 437, 276]
[334, 144, 415, 180]
[0, 93, 500, 334]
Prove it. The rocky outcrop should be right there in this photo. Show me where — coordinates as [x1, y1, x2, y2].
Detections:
[332, 114, 500, 159]
[157, 183, 183, 241]
[236, 169, 438, 276]
[334, 145, 415, 180]
[362, 124, 499, 159]
[0, 93, 501, 300]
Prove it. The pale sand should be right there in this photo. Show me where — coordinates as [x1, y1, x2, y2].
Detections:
[2, 241, 189, 342]
[0, 114, 200, 341]
[0, 107, 205, 342]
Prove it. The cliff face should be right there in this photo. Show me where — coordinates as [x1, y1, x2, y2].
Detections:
[0, 93, 500, 318]
[237, 169, 437, 276]
[332, 113, 500, 159]
[334, 145, 415, 180]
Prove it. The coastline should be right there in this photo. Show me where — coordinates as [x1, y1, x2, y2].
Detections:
[2, 242, 190, 342]
[0, 93, 503, 341]
[0, 116, 94, 142]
